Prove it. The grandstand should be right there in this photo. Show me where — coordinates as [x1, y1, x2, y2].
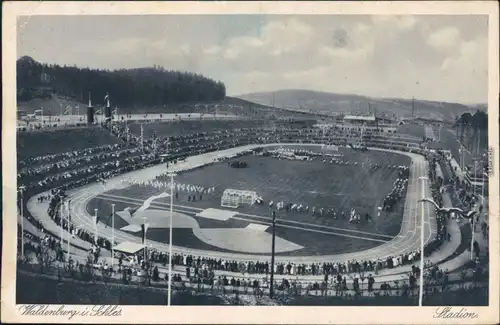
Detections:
[17, 126, 121, 159]
[14, 104, 490, 307]
[317, 114, 398, 135]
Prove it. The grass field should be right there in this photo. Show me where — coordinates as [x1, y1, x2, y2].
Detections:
[90, 146, 411, 256]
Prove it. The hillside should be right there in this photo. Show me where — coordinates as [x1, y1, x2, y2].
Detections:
[18, 92, 314, 120]
[16, 56, 226, 109]
[237, 89, 483, 122]
[16, 57, 313, 119]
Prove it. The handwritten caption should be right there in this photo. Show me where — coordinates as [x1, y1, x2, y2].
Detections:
[434, 307, 479, 319]
[18, 305, 122, 320]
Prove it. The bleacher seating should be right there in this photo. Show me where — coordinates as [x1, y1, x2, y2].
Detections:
[17, 127, 121, 160]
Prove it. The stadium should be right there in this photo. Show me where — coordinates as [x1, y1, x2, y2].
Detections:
[15, 56, 490, 306]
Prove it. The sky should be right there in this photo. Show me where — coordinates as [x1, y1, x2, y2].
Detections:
[17, 15, 488, 104]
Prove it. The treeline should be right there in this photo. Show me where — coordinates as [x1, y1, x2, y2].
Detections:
[16, 56, 226, 106]
[455, 109, 488, 152]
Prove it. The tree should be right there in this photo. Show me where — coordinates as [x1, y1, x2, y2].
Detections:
[81, 254, 96, 281]
[36, 245, 56, 274]
[470, 110, 488, 155]
[458, 112, 472, 144]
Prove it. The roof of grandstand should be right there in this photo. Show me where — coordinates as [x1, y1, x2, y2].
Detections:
[113, 242, 146, 255]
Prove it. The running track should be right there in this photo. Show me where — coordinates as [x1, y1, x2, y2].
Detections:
[28, 143, 437, 263]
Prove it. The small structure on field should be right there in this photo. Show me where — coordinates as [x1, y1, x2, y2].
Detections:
[221, 189, 259, 208]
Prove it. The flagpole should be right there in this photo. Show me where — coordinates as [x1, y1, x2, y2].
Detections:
[94, 208, 98, 244]
[270, 209, 276, 298]
[60, 200, 64, 258]
[19, 187, 24, 258]
[66, 201, 70, 262]
[470, 216, 476, 261]
[481, 167, 485, 206]
[471, 160, 478, 260]
[418, 176, 427, 306]
[67, 200, 73, 261]
[479, 128, 485, 206]
[143, 216, 147, 263]
[111, 204, 115, 269]
[167, 172, 176, 306]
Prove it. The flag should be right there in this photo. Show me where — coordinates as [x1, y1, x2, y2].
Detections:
[104, 93, 109, 105]
[135, 192, 171, 217]
[141, 223, 149, 244]
[105, 212, 114, 228]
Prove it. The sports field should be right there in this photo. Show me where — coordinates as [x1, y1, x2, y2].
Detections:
[88, 146, 411, 256]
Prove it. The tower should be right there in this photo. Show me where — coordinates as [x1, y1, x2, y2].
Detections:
[87, 92, 94, 124]
[104, 93, 112, 120]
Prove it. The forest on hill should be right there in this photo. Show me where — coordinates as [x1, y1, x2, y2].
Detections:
[16, 56, 226, 107]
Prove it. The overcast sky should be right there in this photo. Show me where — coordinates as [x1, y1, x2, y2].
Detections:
[17, 15, 488, 104]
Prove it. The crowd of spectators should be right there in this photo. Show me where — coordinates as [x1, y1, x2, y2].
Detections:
[382, 167, 409, 211]
[18, 122, 460, 285]
[44, 190, 113, 252]
[18, 146, 144, 183]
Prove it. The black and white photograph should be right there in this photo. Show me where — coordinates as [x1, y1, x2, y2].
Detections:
[2, 1, 499, 324]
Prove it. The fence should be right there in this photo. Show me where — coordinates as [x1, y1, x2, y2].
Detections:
[17, 260, 488, 305]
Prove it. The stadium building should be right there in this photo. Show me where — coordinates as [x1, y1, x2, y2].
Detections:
[314, 114, 398, 134]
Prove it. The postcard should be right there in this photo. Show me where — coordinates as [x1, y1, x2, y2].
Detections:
[2, 1, 499, 324]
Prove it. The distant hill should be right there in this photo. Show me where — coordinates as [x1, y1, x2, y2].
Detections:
[237, 89, 484, 122]
[17, 56, 226, 109]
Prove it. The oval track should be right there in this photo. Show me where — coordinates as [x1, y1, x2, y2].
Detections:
[28, 143, 436, 263]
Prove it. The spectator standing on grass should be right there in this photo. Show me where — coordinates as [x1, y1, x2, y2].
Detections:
[368, 274, 375, 292]
[153, 266, 159, 281]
